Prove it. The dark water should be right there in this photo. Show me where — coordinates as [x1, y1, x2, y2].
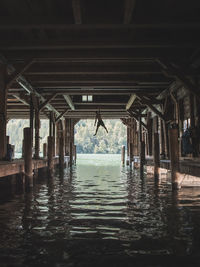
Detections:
[1, 155, 200, 266]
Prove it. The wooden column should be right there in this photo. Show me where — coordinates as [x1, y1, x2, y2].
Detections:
[24, 127, 33, 186]
[59, 136, 64, 169]
[65, 118, 70, 156]
[147, 112, 153, 156]
[0, 64, 7, 160]
[69, 119, 74, 167]
[43, 143, 47, 158]
[34, 104, 40, 159]
[153, 116, 160, 178]
[160, 118, 165, 158]
[121, 145, 125, 165]
[29, 94, 34, 146]
[163, 121, 169, 159]
[126, 125, 130, 165]
[48, 136, 54, 173]
[139, 114, 145, 173]
[169, 127, 180, 190]
[153, 133, 160, 178]
[49, 112, 53, 137]
[73, 145, 77, 165]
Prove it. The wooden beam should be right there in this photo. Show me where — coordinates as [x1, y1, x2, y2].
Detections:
[124, 0, 136, 24]
[13, 94, 29, 106]
[55, 109, 69, 123]
[39, 93, 57, 111]
[127, 110, 148, 130]
[63, 95, 75, 110]
[6, 60, 34, 89]
[126, 94, 137, 110]
[72, 0, 82, 24]
[156, 59, 200, 100]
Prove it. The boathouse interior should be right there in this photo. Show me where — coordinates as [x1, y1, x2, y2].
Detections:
[1, 0, 200, 186]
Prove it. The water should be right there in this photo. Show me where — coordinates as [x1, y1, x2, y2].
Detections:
[0, 154, 200, 266]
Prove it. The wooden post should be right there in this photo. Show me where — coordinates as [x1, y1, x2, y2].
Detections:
[34, 105, 40, 159]
[74, 145, 77, 165]
[147, 112, 153, 156]
[24, 127, 33, 187]
[69, 119, 73, 167]
[59, 136, 64, 169]
[169, 127, 180, 190]
[52, 120, 56, 157]
[139, 114, 144, 173]
[0, 64, 7, 160]
[30, 94, 34, 146]
[126, 126, 130, 165]
[121, 145, 125, 165]
[153, 133, 160, 178]
[43, 143, 47, 158]
[48, 136, 54, 173]
[163, 121, 169, 159]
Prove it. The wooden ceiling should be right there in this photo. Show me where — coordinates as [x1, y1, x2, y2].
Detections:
[1, 0, 200, 119]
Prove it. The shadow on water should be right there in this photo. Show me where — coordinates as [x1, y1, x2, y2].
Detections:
[0, 154, 200, 266]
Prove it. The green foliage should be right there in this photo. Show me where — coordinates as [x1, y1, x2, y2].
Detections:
[7, 119, 127, 154]
[75, 120, 127, 154]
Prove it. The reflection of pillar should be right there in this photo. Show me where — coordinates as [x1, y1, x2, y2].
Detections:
[24, 127, 33, 187]
[0, 64, 7, 160]
[169, 127, 180, 190]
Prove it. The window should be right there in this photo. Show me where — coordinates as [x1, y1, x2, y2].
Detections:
[82, 95, 93, 102]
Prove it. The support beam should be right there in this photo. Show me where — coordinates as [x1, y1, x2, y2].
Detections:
[24, 127, 33, 186]
[0, 64, 7, 160]
[127, 110, 148, 130]
[72, 0, 82, 24]
[124, 0, 136, 24]
[126, 94, 137, 110]
[63, 95, 75, 110]
[6, 60, 34, 89]
[34, 99, 40, 159]
[156, 59, 200, 100]
[39, 93, 57, 111]
[55, 109, 69, 123]
[48, 136, 54, 174]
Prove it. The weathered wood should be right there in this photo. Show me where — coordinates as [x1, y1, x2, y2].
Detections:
[63, 95, 75, 110]
[24, 127, 33, 186]
[29, 94, 34, 145]
[47, 136, 54, 173]
[55, 109, 69, 123]
[34, 100, 40, 159]
[126, 94, 137, 110]
[169, 127, 180, 189]
[59, 136, 64, 169]
[39, 93, 57, 111]
[121, 145, 125, 165]
[0, 64, 7, 160]
[73, 145, 77, 165]
[153, 133, 160, 178]
[43, 143, 47, 158]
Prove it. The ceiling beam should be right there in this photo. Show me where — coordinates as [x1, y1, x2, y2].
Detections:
[55, 109, 69, 123]
[126, 94, 137, 110]
[63, 95, 75, 110]
[39, 93, 58, 111]
[124, 0, 136, 24]
[72, 0, 82, 24]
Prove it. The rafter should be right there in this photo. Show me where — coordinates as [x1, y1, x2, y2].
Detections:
[126, 94, 137, 110]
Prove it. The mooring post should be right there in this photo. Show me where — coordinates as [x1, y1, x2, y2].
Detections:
[24, 127, 33, 187]
[121, 145, 125, 165]
[169, 126, 180, 190]
[43, 143, 47, 158]
[48, 136, 54, 174]
[153, 132, 160, 178]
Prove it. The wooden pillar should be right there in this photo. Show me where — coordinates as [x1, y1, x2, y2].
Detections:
[48, 136, 54, 173]
[169, 127, 180, 190]
[153, 116, 160, 178]
[153, 133, 160, 178]
[49, 112, 53, 137]
[65, 118, 70, 156]
[59, 136, 64, 169]
[73, 145, 77, 165]
[34, 106, 40, 159]
[139, 114, 145, 173]
[69, 119, 73, 167]
[43, 143, 47, 158]
[126, 125, 130, 165]
[56, 123, 60, 156]
[24, 127, 33, 186]
[160, 118, 165, 158]
[147, 112, 153, 156]
[0, 64, 7, 160]
[29, 94, 34, 146]
[163, 121, 169, 159]
[121, 145, 125, 165]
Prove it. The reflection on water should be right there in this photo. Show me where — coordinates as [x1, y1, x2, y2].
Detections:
[0, 154, 200, 266]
